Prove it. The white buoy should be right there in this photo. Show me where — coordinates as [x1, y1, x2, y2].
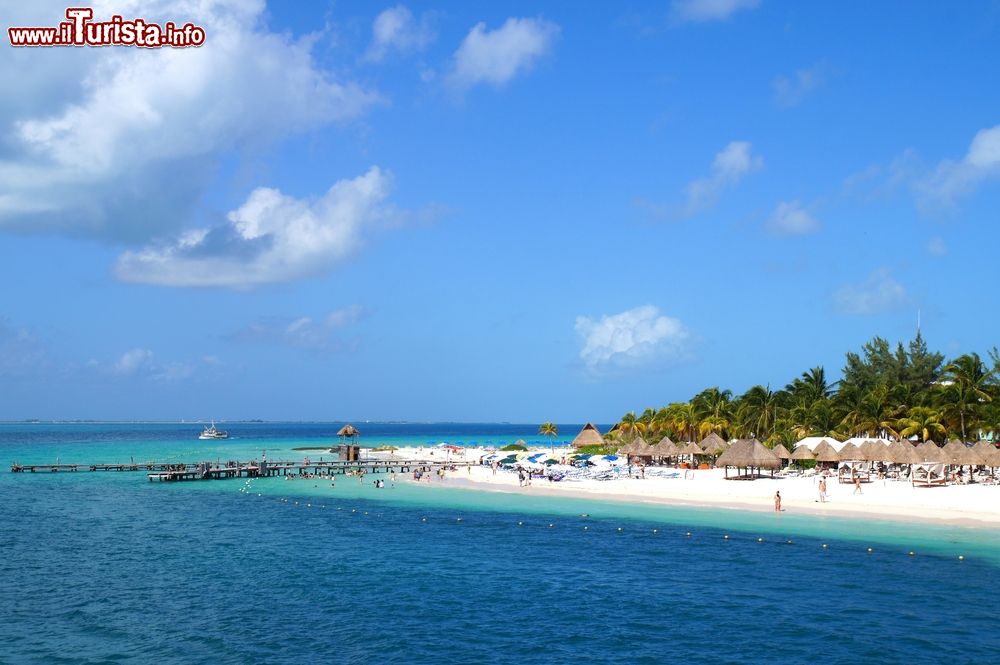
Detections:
[867, 548, 873, 554]
[959, 555, 965, 561]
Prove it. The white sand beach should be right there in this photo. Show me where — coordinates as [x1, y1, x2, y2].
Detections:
[387, 447, 1000, 528]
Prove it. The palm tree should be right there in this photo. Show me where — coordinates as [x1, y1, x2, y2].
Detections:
[839, 384, 899, 438]
[616, 411, 646, 441]
[539, 422, 558, 453]
[737, 385, 781, 439]
[940, 353, 994, 441]
[786, 366, 834, 404]
[896, 407, 946, 443]
[668, 402, 699, 443]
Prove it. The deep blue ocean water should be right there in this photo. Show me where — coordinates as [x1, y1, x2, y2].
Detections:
[2, 423, 999, 664]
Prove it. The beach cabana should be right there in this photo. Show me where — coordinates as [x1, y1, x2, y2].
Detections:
[698, 432, 728, 456]
[714, 438, 780, 479]
[916, 441, 946, 464]
[790, 445, 815, 465]
[571, 423, 606, 449]
[652, 437, 679, 462]
[837, 442, 863, 461]
[771, 443, 791, 461]
[793, 436, 843, 452]
[678, 441, 704, 467]
[812, 440, 840, 468]
[912, 462, 947, 487]
[618, 436, 653, 461]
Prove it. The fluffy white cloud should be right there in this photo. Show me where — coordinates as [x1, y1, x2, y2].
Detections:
[575, 305, 689, 374]
[230, 305, 367, 351]
[115, 167, 392, 287]
[114, 348, 154, 375]
[0, 0, 380, 241]
[773, 64, 824, 107]
[927, 237, 947, 256]
[767, 200, 820, 235]
[685, 141, 763, 213]
[834, 268, 908, 315]
[449, 17, 560, 89]
[365, 5, 435, 62]
[918, 124, 1000, 207]
[671, 0, 760, 23]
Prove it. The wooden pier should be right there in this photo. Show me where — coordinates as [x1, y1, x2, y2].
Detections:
[10, 458, 474, 482]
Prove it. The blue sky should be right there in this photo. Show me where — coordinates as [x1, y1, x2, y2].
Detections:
[1, 0, 999, 421]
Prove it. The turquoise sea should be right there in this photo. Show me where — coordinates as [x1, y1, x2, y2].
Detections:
[2, 423, 998, 664]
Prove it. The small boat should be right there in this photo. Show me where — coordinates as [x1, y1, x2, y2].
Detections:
[198, 422, 229, 440]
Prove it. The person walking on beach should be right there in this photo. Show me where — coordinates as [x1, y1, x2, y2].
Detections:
[774, 491, 782, 512]
[818, 477, 827, 503]
[518, 468, 524, 487]
[853, 476, 862, 495]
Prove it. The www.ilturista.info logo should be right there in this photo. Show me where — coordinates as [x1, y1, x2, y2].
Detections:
[7, 7, 206, 48]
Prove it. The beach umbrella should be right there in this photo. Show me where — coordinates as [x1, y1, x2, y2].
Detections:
[915, 440, 947, 464]
[653, 437, 679, 459]
[942, 440, 984, 466]
[886, 441, 919, 465]
[812, 440, 840, 463]
[678, 441, 704, 457]
[771, 443, 791, 460]
[837, 442, 863, 462]
[983, 448, 1000, 467]
[571, 423, 606, 449]
[973, 440, 995, 457]
[866, 441, 892, 463]
[790, 445, 815, 461]
[698, 432, 728, 455]
[715, 438, 780, 478]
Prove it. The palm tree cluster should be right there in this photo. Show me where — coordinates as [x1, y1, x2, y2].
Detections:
[612, 334, 1000, 447]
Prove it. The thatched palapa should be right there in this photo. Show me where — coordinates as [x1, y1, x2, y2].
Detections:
[770, 443, 791, 460]
[837, 442, 863, 461]
[572, 423, 606, 449]
[678, 441, 704, 458]
[619, 436, 652, 457]
[915, 440, 946, 464]
[337, 424, 360, 439]
[942, 440, 983, 466]
[790, 445, 815, 461]
[652, 436, 679, 458]
[886, 440, 919, 465]
[812, 439, 840, 463]
[698, 432, 728, 455]
[715, 438, 780, 477]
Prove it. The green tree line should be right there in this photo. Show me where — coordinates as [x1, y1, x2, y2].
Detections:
[612, 333, 1000, 447]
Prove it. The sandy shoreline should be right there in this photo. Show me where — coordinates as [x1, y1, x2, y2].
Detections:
[391, 449, 1000, 529]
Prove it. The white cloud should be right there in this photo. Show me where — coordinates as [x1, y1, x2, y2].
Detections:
[926, 237, 947, 256]
[917, 123, 1000, 208]
[0, 0, 380, 241]
[114, 348, 154, 375]
[575, 305, 689, 374]
[685, 141, 763, 213]
[230, 305, 367, 351]
[0, 318, 50, 376]
[449, 17, 560, 89]
[834, 268, 908, 315]
[115, 167, 392, 287]
[671, 0, 761, 23]
[767, 200, 820, 235]
[365, 5, 435, 62]
[773, 64, 823, 107]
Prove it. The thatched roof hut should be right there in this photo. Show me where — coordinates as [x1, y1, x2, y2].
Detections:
[942, 440, 984, 466]
[812, 439, 840, 463]
[790, 445, 815, 461]
[678, 441, 704, 457]
[715, 438, 781, 477]
[771, 443, 791, 460]
[859, 440, 891, 462]
[698, 432, 728, 455]
[973, 440, 995, 456]
[619, 436, 652, 457]
[984, 447, 1000, 467]
[886, 440, 919, 465]
[571, 423, 606, 449]
[337, 424, 360, 439]
[652, 436, 679, 458]
[915, 440, 946, 464]
[838, 442, 863, 462]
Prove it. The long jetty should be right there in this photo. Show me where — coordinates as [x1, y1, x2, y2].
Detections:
[9, 458, 474, 482]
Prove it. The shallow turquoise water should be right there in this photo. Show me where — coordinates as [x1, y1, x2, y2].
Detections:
[2, 423, 998, 663]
